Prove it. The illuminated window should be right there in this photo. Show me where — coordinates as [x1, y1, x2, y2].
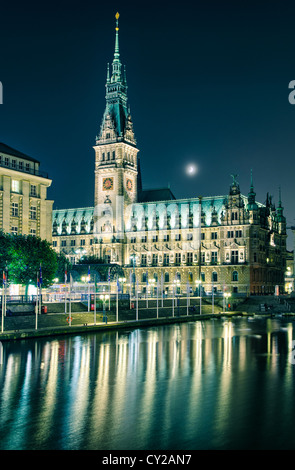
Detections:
[11, 180, 20, 193]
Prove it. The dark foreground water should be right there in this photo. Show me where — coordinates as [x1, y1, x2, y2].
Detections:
[1, 317, 295, 450]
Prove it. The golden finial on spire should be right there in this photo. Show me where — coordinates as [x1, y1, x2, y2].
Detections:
[115, 12, 119, 31]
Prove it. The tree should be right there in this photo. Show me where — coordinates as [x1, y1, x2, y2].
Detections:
[0, 232, 58, 288]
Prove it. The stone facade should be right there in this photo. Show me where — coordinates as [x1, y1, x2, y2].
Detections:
[0, 143, 53, 242]
[52, 13, 287, 295]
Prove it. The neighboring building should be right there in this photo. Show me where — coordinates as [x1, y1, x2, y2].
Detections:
[52, 13, 287, 295]
[285, 251, 294, 294]
[0, 142, 53, 242]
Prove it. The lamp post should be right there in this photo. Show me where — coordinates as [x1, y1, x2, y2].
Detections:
[100, 294, 109, 323]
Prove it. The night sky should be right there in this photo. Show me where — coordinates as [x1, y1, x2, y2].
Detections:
[1, 0, 295, 246]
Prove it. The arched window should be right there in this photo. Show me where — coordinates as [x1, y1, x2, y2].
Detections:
[212, 271, 218, 282]
[164, 272, 169, 283]
[232, 270, 238, 282]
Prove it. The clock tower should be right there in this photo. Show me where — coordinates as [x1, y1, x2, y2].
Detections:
[94, 12, 139, 248]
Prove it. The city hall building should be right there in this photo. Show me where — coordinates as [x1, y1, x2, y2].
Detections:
[52, 13, 287, 296]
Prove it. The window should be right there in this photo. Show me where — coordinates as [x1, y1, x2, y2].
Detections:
[112, 151, 115, 160]
[52, 240, 57, 247]
[102, 153, 105, 161]
[11, 159, 16, 169]
[18, 161, 23, 170]
[30, 229, 36, 236]
[175, 253, 181, 265]
[11, 180, 20, 193]
[175, 233, 181, 241]
[152, 254, 158, 266]
[231, 212, 238, 221]
[152, 235, 158, 242]
[30, 206, 37, 220]
[71, 240, 76, 246]
[131, 236, 136, 243]
[211, 232, 218, 240]
[227, 231, 234, 238]
[141, 236, 147, 243]
[106, 133, 110, 139]
[61, 240, 67, 247]
[142, 272, 147, 283]
[201, 272, 205, 282]
[231, 250, 239, 264]
[201, 232, 205, 240]
[80, 239, 85, 246]
[235, 230, 242, 238]
[11, 226, 18, 235]
[164, 272, 169, 283]
[232, 271, 238, 282]
[4, 157, 9, 166]
[176, 272, 181, 281]
[30, 185, 37, 197]
[11, 202, 19, 217]
[25, 163, 30, 172]
[187, 252, 193, 265]
[211, 251, 218, 264]
[107, 152, 110, 160]
[201, 252, 205, 263]
[212, 271, 218, 282]
[163, 253, 169, 266]
[187, 233, 193, 241]
[163, 234, 170, 242]
[141, 254, 147, 266]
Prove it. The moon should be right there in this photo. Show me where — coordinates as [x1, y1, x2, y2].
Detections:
[186, 164, 197, 176]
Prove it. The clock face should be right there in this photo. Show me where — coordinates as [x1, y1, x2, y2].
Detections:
[126, 178, 133, 191]
[103, 177, 113, 191]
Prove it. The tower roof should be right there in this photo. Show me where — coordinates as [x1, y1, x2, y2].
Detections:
[96, 13, 136, 146]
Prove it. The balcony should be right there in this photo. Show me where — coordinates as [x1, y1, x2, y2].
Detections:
[0, 160, 49, 179]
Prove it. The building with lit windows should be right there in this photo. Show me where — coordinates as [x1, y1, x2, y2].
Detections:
[0, 142, 53, 242]
[52, 13, 287, 296]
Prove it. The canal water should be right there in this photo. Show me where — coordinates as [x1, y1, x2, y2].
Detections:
[1, 317, 295, 450]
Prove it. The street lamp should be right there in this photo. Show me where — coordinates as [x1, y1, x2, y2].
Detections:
[100, 294, 109, 323]
[119, 277, 126, 293]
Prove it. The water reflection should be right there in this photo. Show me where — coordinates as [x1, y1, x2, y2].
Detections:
[0, 318, 295, 449]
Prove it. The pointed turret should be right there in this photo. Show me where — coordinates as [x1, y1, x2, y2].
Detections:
[247, 169, 258, 211]
[96, 12, 136, 146]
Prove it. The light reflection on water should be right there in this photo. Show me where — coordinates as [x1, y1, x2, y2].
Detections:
[0, 318, 295, 450]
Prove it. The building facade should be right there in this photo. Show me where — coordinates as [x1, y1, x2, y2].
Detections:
[52, 13, 287, 295]
[0, 142, 53, 242]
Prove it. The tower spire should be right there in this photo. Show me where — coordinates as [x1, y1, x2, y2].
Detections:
[111, 12, 122, 83]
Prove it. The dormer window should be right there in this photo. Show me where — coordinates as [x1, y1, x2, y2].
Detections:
[106, 133, 110, 139]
